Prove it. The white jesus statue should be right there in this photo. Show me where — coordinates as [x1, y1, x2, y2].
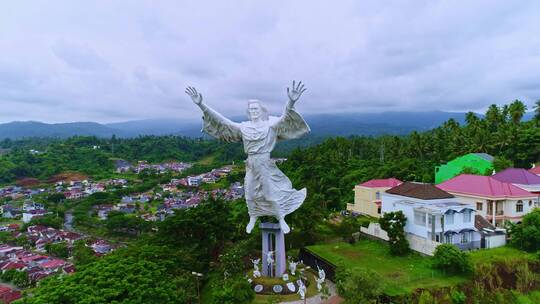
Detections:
[186, 81, 310, 234]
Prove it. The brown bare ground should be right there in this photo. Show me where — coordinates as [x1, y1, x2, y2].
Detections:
[46, 172, 89, 183]
[15, 178, 41, 187]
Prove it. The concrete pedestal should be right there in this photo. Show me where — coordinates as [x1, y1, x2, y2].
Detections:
[260, 222, 286, 277]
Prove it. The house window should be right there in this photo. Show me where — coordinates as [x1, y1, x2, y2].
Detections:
[377, 207, 381, 214]
[445, 212, 454, 225]
[414, 211, 426, 226]
[375, 191, 380, 200]
[463, 210, 471, 223]
[529, 200, 533, 207]
[461, 232, 469, 244]
[476, 202, 482, 211]
[516, 200, 523, 213]
[445, 234, 453, 244]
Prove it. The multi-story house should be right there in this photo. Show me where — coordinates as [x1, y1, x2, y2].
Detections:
[347, 178, 402, 218]
[437, 174, 538, 227]
[382, 182, 481, 250]
[435, 153, 494, 184]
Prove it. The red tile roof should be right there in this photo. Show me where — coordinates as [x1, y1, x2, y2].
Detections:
[40, 259, 65, 269]
[359, 178, 402, 188]
[437, 174, 535, 199]
[2, 261, 26, 270]
[530, 165, 540, 175]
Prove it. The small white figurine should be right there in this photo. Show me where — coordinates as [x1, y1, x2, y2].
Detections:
[251, 258, 261, 278]
[315, 275, 325, 292]
[266, 251, 275, 266]
[317, 266, 326, 281]
[288, 260, 298, 275]
[297, 281, 306, 300]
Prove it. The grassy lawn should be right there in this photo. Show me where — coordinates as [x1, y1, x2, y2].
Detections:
[198, 155, 216, 166]
[516, 290, 540, 304]
[307, 239, 468, 296]
[469, 246, 534, 265]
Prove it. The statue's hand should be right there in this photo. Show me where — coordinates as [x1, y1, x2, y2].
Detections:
[287, 80, 307, 105]
[185, 86, 203, 106]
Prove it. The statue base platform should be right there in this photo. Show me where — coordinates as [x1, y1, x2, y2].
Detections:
[260, 222, 286, 277]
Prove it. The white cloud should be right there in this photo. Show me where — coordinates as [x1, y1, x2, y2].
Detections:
[0, 0, 539, 123]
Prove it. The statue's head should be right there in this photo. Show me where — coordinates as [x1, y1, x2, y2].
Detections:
[247, 99, 269, 121]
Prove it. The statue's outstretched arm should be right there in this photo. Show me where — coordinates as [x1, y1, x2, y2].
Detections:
[285, 80, 306, 111]
[185, 86, 242, 142]
[272, 81, 311, 140]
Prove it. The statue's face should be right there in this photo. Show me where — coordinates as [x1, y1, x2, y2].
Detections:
[248, 103, 262, 120]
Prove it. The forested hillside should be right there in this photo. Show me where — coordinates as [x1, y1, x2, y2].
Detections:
[0, 136, 244, 183]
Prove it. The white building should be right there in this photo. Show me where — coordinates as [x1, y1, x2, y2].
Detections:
[382, 182, 481, 250]
[187, 176, 202, 187]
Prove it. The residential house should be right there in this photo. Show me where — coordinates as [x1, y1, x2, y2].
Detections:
[64, 189, 84, 200]
[1, 205, 19, 219]
[22, 201, 44, 212]
[348, 178, 402, 218]
[382, 182, 481, 250]
[187, 176, 202, 187]
[115, 160, 132, 173]
[435, 153, 494, 184]
[0, 284, 21, 303]
[475, 215, 506, 249]
[121, 196, 134, 204]
[96, 205, 114, 220]
[0, 224, 19, 232]
[22, 209, 48, 223]
[0, 246, 23, 258]
[492, 168, 540, 194]
[90, 239, 113, 255]
[114, 203, 136, 214]
[437, 174, 538, 227]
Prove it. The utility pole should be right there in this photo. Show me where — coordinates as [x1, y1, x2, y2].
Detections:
[191, 272, 203, 304]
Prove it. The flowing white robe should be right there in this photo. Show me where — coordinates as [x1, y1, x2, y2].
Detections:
[200, 104, 310, 218]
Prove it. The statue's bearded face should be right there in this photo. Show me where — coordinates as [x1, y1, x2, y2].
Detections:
[248, 103, 262, 121]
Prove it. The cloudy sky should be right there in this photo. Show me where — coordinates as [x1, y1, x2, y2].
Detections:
[1, 1, 539, 123]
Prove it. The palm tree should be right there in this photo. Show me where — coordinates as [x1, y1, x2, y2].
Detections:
[485, 104, 502, 130]
[534, 99, 540, 123]
[465, 111, 480, 126]
[508, 99, 527, 124]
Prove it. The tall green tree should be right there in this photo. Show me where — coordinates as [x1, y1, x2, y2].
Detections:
[508, 99, 527, 124]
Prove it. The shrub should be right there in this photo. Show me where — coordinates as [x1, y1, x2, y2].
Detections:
[433, 244, 472, 274]
[335, 267, 383, 303]
[450, 290, 466, 304]
[509, 209, 540, 251]
[211, 275, 254, 304]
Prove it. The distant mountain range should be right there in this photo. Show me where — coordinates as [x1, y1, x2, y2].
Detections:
[0, 111, 533, 140]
